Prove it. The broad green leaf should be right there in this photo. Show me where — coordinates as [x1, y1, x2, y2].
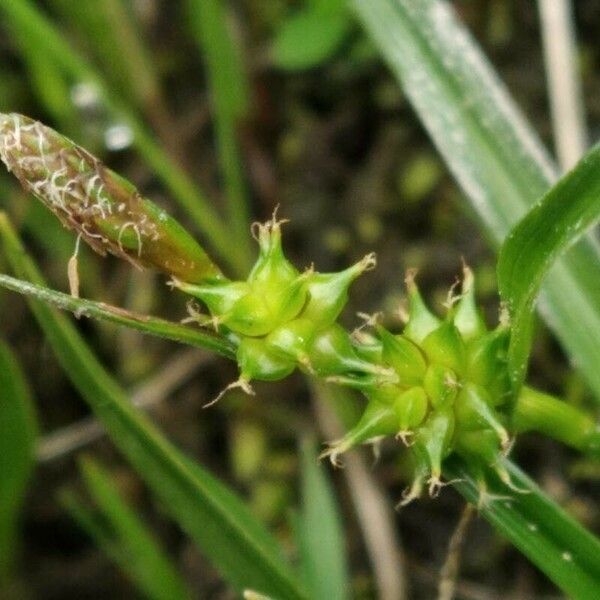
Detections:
[187, 0, 252, 265]
[353, 0, 600, 403]
[1, 0, 242, 272]
[0, 273, 235, 360]
[0, 214, 305, 600]
[273, 11, 352, 71]
[498, 145, 600, 389]
[62, 457, 191, 600]
[296, 440, 350, 600]
[446, 456, 600, 598]
[0, 339, 37, 584]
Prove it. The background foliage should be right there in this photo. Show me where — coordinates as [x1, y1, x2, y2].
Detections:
[1, 1, 599, 598]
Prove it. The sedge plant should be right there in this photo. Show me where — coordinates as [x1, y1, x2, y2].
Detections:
[0, 112, 598, 512]
[2, 1, 600, 598]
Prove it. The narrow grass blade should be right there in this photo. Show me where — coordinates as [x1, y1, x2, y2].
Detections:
[498, 144, 600, 389]
[1, 0, 240, 272]
[187, 0, 252, 266]
[13, 32, 79, 136]
[353, 0, 600, 402]
[446, 456, 600, 598]
[0, 272, 235, 359]
[0, 339, 37, 584]
[48, 0, 179, 156]
[0, 214, 305, 599]
[296, 440, 350, 600]
[60, 457, 191, 600]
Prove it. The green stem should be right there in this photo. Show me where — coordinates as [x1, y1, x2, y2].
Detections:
[514, 386, 600, 457]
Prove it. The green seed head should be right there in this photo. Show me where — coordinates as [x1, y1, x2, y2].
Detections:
[327, 270, 516, 502]
[181, 216, 310, 337]
[0, 113, 221, 283]
[155, 209, 519, 501]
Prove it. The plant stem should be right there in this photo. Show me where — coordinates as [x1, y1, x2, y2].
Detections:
[514, 386, 600, 457]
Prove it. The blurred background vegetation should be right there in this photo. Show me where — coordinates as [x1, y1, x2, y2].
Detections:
[0, 1, 599, 598]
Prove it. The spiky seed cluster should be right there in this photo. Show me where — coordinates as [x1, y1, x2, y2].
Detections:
[175, 216, 388, 387]
[0, 113, 520, 504]
[0, 113, 221, 283]
[177, 220, 514, 503]
[333, 270, 513, 503]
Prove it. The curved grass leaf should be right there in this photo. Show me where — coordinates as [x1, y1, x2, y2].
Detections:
[353, 0, 600, 403]
[0, 273, 235, 360]
[0, 339, 37, 585]
[61, 457, 192, 600]
[1, 0, 242, 272]
[296, 440, 350, 600]
[0, 214, 305, 600]
[498, 144, 600, 389]
[446, 456, 600, 599]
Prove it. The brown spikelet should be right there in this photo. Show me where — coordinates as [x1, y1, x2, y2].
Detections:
[0, 113, 222, 283]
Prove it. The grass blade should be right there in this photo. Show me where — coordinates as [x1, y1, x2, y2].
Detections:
[446, 456, 600, 598]
[0, 339, 37, 585]
[12, 31, 79, 136]
[187, 0, 253, 266]
[0, 272, 235, 359]
[1, 0, 241, 272]
[0, 213, 305, 599]
[296, 440, 350, 600]
[47, 0, 180, 158]
[353, 0, 600, 402]
[498, 145, 600, 388]
[61, 457, 191, 600]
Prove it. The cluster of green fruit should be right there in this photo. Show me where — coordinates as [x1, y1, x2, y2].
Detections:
[174, 216, 515, 502]
[4, 112, 598, 505]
